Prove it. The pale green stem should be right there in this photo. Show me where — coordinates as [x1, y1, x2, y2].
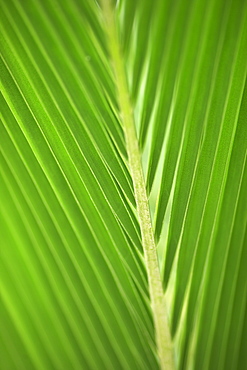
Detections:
[100, 1, 174, 369]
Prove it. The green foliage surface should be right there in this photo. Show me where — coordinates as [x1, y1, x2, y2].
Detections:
[1, 0, 246, 369]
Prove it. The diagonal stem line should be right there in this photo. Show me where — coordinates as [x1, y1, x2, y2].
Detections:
[100, 1, 174, 368]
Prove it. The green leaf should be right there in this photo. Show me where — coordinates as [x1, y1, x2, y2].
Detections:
[1, 0, 246, 369]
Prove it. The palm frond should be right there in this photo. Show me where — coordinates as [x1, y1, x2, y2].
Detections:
[1, 0, 246, 369]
